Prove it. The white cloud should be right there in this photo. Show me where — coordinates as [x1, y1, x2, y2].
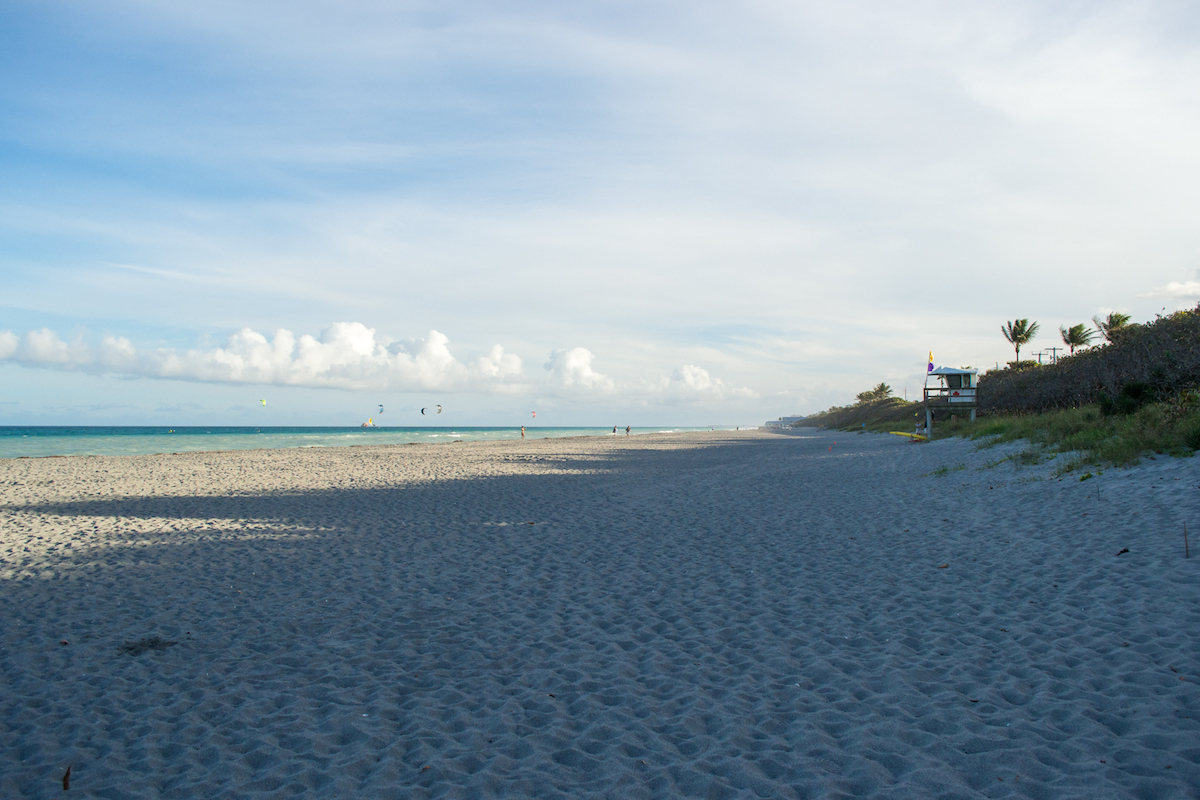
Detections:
[16, 328, 93, 365]
[1141, 279, 1200, 300]
[543, 347, 615, 394]
[643, 364, 758, 401]
[537, 348, 760, 402]
[475, 344, 523, 378]
[0, 325, 758, 405]
[0, 324, 531, 393]
[0, 331, 18, 360]
[7, 2, 1200, 426]
[674, 364, 719, 392]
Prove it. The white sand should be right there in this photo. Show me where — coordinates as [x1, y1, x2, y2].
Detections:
[1, 429, 1198, 799]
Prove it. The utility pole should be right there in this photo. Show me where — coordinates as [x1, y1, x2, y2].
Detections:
[1045, 346, 1063, 364]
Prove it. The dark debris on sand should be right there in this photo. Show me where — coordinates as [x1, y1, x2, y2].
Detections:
[118, 636, 178, 656]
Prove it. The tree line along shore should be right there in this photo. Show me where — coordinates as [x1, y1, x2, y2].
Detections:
[796, 303, 1200, 470]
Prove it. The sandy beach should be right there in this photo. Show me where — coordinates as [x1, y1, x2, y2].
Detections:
[2, 429, 1198, 799]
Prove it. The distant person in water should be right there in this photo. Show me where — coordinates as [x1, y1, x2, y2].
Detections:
[520, 426, 525, 440]
[625, 425, 630, 436]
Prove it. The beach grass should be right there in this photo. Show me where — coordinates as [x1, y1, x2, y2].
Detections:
[936, 400, 1200, 468]
[795, 388, 1200, 470]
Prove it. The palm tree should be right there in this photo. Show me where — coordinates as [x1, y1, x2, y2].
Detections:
[1092, 311, 1131, 343]
[1059, 323, 1095, 355]
[1001, 319, 1039, 363]
[855, 382, 893, 403]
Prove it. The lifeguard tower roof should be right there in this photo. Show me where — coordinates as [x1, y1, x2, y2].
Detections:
[929, 367, 977, 376]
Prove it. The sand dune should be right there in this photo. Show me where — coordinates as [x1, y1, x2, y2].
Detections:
[2, 429, 1198, 798]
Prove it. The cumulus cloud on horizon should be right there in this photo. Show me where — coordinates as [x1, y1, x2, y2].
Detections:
[543, 347, 616, 394]
[0, 324, 754, 401]
[1141, 272, 1200, 301]
[655, 364, 759, 401]
[0, 323, 528, 393]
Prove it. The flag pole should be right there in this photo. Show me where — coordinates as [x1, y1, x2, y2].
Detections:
[924, 351, 933, 438]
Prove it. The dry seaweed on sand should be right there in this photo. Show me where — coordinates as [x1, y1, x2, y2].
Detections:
[118, 636, 178, 656]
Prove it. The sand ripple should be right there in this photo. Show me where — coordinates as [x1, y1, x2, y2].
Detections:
[2, 430, 1198, 798]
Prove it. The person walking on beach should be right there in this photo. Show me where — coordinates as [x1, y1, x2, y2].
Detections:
[613, 426, 617, 435]
[625, 425, 630, 436]
[520, 425, 525, 440]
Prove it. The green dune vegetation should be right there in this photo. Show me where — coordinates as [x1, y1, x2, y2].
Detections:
[796, 304, 1200, 469]
[794, 393, 925, 434]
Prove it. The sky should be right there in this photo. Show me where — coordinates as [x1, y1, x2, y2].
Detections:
[2, 0, 1200, 427]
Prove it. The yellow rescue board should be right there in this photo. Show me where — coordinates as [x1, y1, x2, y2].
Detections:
[889, 431, 927, 440]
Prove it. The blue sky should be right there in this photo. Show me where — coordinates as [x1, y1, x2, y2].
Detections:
[3, 0, 1200, 426]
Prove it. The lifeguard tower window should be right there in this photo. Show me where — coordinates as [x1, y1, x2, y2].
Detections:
[946, 374, 963, 389]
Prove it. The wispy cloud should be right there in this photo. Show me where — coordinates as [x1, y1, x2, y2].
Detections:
[5, 2, 1200, 422]
[106, 262, 210, 282]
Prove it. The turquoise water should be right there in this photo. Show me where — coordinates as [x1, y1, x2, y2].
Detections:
[0, 426, 719, 459]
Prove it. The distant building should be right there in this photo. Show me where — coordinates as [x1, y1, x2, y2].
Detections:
[764, 415, 806, 428]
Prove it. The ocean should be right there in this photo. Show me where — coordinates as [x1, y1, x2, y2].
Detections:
[0, 426, 722, 459]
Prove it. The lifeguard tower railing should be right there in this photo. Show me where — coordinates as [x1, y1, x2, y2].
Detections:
[923, 386, 977, 405]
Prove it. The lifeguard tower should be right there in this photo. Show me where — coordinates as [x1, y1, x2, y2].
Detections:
[923, 367, 978, 436]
